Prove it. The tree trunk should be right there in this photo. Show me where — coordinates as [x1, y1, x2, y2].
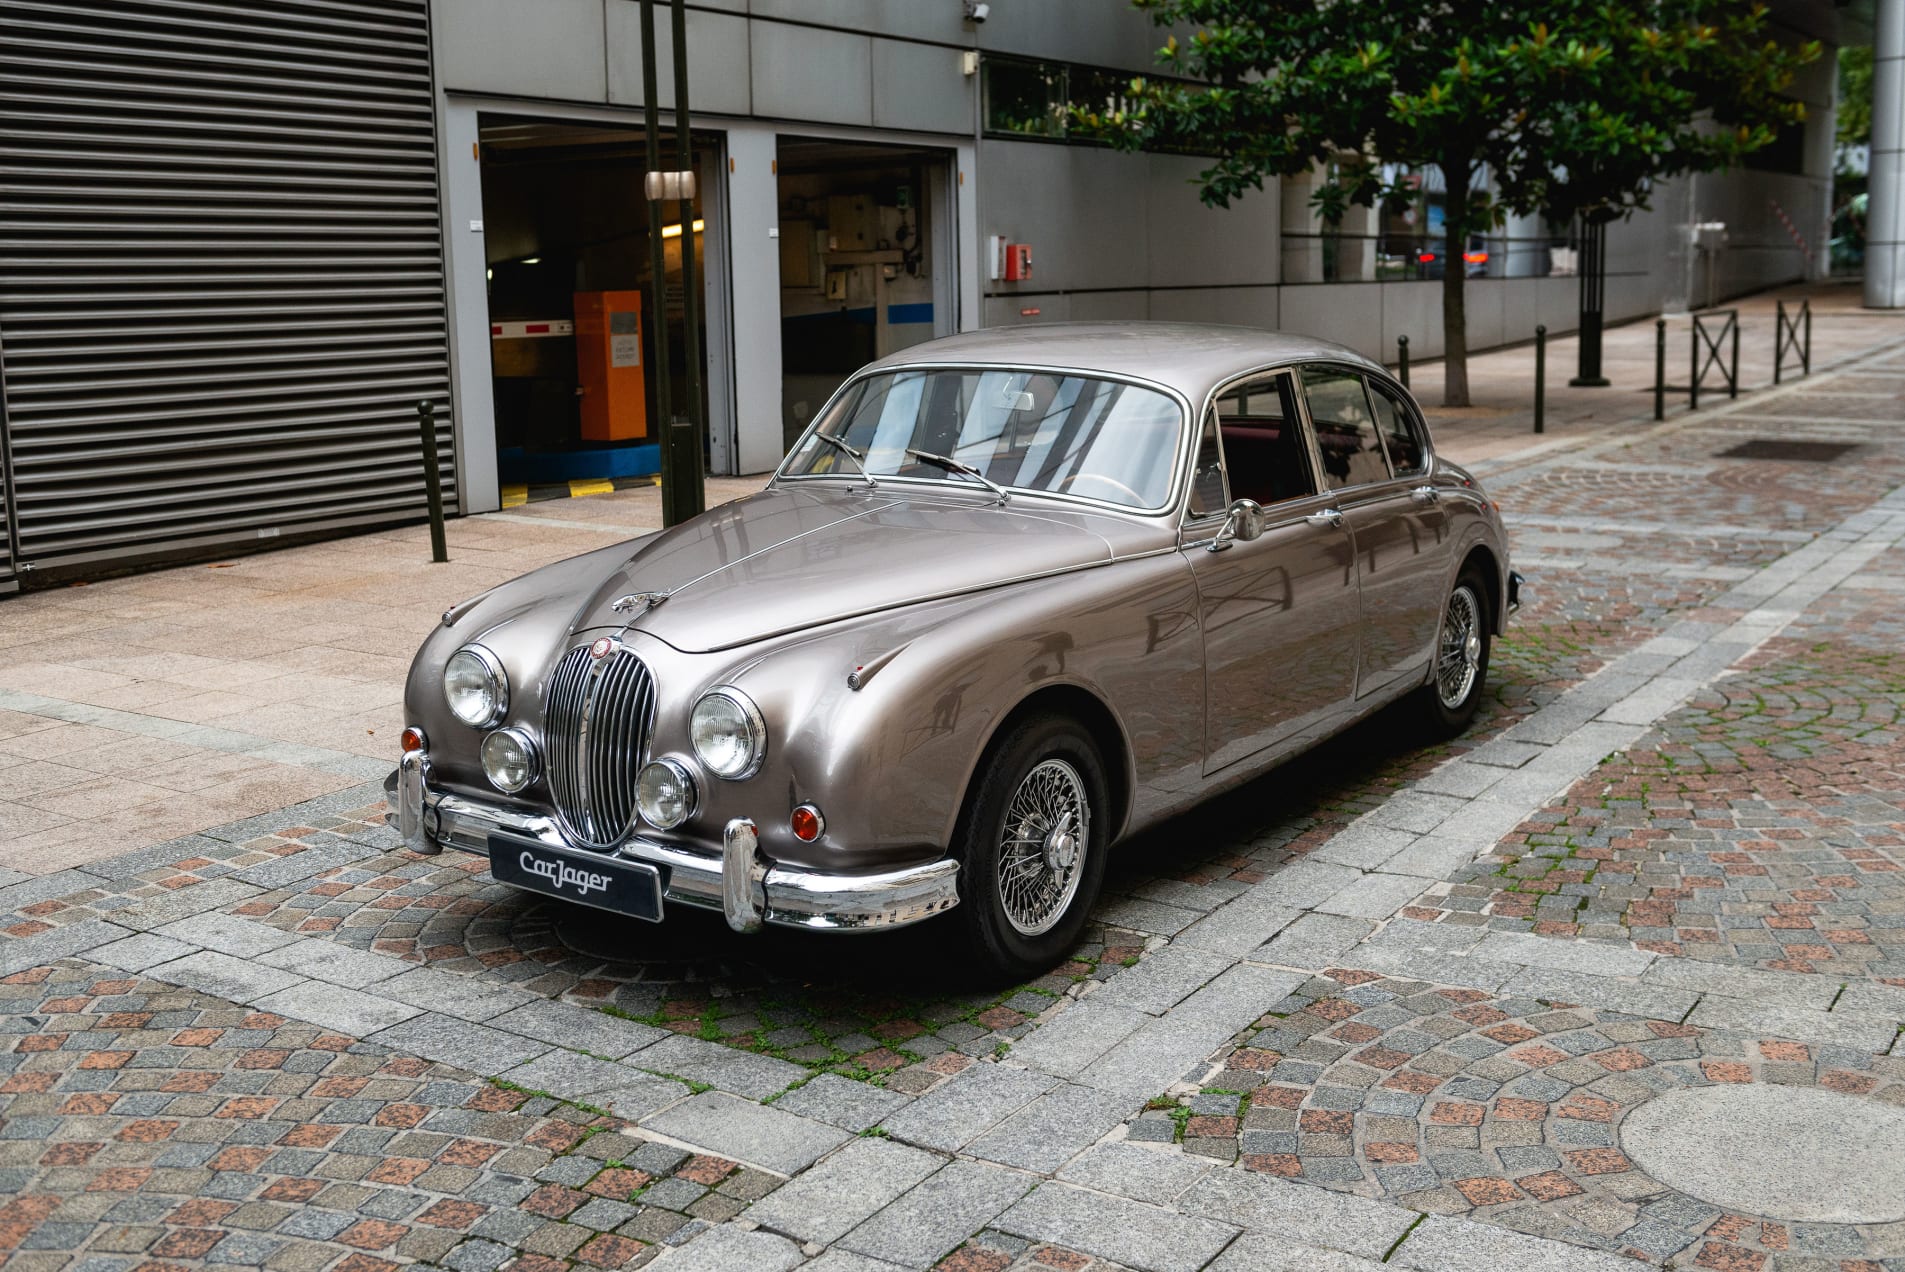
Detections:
[1440, 154, 1472, 408]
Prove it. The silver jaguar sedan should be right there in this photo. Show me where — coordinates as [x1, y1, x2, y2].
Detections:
[389, 323, 1518, 978]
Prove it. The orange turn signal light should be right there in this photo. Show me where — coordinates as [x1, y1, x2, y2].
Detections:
[790, 804, 824, 842]
[401, 727, 426, 753]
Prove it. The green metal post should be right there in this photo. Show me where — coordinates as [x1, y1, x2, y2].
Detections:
[667, 0, 705, 525]
[639, 0, 674, 521]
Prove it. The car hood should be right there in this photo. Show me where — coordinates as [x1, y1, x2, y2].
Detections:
[569, 486, 1148, 653]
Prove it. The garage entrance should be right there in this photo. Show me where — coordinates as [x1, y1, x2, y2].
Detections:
[776, 138, 955, 451]
[477, 116, 717, 505]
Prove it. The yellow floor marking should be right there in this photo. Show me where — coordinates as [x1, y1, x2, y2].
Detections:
[501, 485, 529, 508]
[569, 478, 615, 498]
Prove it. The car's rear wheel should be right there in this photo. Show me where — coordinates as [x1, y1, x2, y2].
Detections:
[953, 714, 1109, 982]
[1420, 562, 1493, 734]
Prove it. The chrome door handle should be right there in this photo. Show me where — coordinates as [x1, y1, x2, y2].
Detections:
[1410, 485, 1441, 504]
[1305, 509, 1345, 529]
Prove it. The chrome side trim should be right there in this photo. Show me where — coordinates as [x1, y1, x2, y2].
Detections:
[414, 780, 962, 931]
[722, 818, 765, 933]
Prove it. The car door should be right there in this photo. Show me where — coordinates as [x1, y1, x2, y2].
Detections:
[1297, 364, 1449, 697]
[1182, 371, 1362, 775]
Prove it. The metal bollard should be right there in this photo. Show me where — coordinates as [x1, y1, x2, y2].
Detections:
[417, 400, 449, 564]
[1729, 314, 1739, 399]
[1775, 300, 1786, 385]
[1397, 335, 1409, 390]
[1533, 325, 1546, 434]
[1654, 320, 1666, 421]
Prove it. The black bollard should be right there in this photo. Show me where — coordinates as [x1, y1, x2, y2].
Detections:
[1533, 325, 1546, 435]
[417, 400, 449, 564]
[1397, 335, 1409, 390]
[1654, 320, 1666, 421]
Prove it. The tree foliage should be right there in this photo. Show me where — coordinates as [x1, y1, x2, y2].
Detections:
[1837, 44, 1873, 152]
[1073, 0, 1818, 404]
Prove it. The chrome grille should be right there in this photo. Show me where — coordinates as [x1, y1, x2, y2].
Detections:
[543, 642, 655, 849]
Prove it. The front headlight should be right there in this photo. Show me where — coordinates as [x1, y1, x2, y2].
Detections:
[690, 687, 766, 779]
[443, 645, 507, 727]
[480, 728, 538, 794]
[637, 759, 696, 829]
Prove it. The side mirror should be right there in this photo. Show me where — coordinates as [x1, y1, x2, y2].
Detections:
[1207, 498, 1266, 552]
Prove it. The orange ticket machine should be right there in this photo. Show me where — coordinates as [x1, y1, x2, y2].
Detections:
[574, 290, 648, 442]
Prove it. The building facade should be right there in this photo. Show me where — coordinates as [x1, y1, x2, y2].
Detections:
[0, 0, 1848, 590]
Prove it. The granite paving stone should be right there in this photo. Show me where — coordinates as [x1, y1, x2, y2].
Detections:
[994, 1182, 1240, 1272]
[836, 1159, 1038, 1268]
[741, 1136, 942, 1244]
[638, 1091, 850, 1175]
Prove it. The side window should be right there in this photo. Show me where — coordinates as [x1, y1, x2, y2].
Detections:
[1213, 374, 1317, 506]
[1367, 379, 1427, 476]
[1188, 407, 1227, 518]
[1300, 366, 1392, 491]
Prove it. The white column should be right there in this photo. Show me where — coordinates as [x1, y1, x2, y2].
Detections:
[724, 124, 786, 475]
[1869, 0, 1905, 307]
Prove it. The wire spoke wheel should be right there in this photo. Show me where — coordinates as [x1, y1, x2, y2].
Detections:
[1436, 584, 1483, 710]
[996, 757, 1090, 938]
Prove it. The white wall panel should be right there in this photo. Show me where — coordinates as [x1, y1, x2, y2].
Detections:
[872, 39, 972, 135]
[433, 0, 606, 101]
[752, 24, 872, 126]
[606, 5, 752, 117]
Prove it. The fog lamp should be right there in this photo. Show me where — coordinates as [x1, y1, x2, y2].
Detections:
[480, 728, 538, 794]
[637, 759, 697, 830]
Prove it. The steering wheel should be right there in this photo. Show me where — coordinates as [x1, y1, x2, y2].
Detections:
[1058, 471, 1144, 505]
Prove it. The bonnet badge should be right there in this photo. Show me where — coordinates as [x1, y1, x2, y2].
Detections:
[589, 637, 614, 659]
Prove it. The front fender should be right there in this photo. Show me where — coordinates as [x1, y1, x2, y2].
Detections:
[721, 550, 1203, 870]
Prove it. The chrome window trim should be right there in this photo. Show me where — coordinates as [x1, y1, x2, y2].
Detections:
[1295, 360, 1398, 495]
[771, 360, 1198, 520]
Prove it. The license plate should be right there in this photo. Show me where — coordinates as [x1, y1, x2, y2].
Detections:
[487, 833, 663, 922]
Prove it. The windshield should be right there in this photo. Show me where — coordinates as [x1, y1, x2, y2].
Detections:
[782, 367, 1184, 511]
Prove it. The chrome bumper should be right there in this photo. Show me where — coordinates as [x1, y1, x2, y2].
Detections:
[382, 755, 960, 933]
[1507, 570, 1523, 615]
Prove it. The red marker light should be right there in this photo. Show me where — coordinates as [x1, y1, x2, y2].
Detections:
[401, 727, 426, 753]
[1418, 253, 1436, 263]
[791, 805, 824, 842]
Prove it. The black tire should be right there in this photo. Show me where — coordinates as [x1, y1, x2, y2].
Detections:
[1419, 562, 1494, 735]
[952, 713, 1110, 982]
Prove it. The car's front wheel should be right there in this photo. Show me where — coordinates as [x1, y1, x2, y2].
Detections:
[1420, 563, 1493, 734]
[953, 714, 1109, 982]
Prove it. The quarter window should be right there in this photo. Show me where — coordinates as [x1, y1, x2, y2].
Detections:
[1367, 380, 1428, 476]
[1188, 408, 1226, 517]
[1300, 367, 1392, 490]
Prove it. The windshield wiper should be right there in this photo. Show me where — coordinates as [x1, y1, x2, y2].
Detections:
[813, 431, 877, 488]
[905, 448, 1009, 504]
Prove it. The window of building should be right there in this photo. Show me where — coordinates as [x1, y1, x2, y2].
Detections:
[982, 55, 1201, 152]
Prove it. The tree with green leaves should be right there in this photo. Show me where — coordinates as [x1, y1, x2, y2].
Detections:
[1075, 1, 1818, 406]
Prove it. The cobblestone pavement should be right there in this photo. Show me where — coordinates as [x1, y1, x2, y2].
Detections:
[5, 336, 1905, 1272]
[1141, 968, 1905, 1269]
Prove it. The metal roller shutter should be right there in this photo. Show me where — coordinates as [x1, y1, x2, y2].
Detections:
[0, 0, 455, 573]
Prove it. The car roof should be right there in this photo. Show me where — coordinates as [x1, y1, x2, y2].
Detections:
[865, 322, 1388, 402]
